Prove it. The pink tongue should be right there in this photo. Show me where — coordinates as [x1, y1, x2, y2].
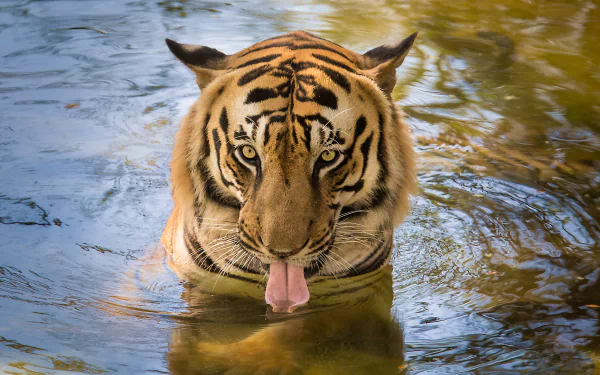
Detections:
[265, 262, 310, 313]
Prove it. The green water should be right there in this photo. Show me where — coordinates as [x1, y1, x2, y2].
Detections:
[0, 0, 599, 373]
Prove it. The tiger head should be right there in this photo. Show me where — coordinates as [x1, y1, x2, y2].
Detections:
[166, 31, 416, 312]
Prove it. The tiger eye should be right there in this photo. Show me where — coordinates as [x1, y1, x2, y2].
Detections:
[320, 150, 337, 163]
[241, 145, 257, 160]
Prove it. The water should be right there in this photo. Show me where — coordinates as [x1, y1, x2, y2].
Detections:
[1, 0, 599, 373]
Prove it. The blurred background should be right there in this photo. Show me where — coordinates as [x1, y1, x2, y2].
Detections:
[0, 0, 599, 374]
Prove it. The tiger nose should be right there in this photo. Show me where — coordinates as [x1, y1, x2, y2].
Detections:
[266, 239, 309, 258]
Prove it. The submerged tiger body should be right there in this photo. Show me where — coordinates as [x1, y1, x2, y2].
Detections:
[162, 31, 417, 312]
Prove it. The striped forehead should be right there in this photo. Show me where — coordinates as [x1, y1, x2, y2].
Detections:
[223, 56, 361, 151]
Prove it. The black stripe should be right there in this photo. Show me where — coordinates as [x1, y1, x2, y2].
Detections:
[270, 114, 287, 124]
[301, 122, 311, 151]
[328, 203, 340, 211]
[287, 61, 351, 92]
[240, 35, 312, 57]
[331, 115, 367, 174]
[185, 228, 219, 272]
[185, 228, 260, 282]
[304, 247, 330, 278]
[307, 233, 334, 255]
[263, 122, 271, 145]
[234, 54, 281, 69]
[336, 180, 364, 193]
[312, 86, 338, 110]
[295, 73, 316, 84]
[358, 241, 392, 274]
[336, 122, 381, 204]
[199, 113, 211, 159]
[291, 43, 354, 62]
[246, 106, 288, 125]
[240, 42, 298, 57]
[288, 74, 296, 114]
[312, 53, 357, 73]
[321, 66, 351, 92]
[245, 87, 279, 104]
[240, 41, 354, 63]
[344, 240, 388, 277]
[341, 186, 390, 213]
[239, 225, 260, 249]
[234, 127, 250, 141]
[311, 230, 330, 249]
[226, 258, 261, 274]
[239, 236, 261, 254]
[377, 112, 389, 183]
[333, 169, 351, 188]
[238, 65, 273, 86]
[211, 129, 232, 189]
[291, 125, 299, 145]
[359, 134, 373, 177]
[225, 160, 240, 180]
[296, 114, 331, 128]
[354, 116, 367, 137]
[349, 239, 383, 271]
[219, 107, 229, 136]
[197, 159, 241, 209]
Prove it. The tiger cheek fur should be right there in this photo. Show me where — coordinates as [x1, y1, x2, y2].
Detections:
[162, 31, 417, 311]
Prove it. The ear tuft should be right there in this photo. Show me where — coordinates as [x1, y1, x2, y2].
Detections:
[166, 39, 229, 89]
[165, 39, 228, 69]
[362, 32, 418, 94]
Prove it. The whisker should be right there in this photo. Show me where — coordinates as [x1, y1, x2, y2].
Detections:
[337, 210, 368, 220]
[329, 246, 356, 273]
[198, 217, 238, 224]
[323, 107, 354, 129]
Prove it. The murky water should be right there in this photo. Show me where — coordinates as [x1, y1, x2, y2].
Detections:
[1, 0, 599, 373]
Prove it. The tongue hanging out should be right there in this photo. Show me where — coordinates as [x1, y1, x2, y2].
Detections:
[265, 262, 310, 313]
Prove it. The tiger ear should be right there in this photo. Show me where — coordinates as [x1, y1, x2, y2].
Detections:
[362, 32, 417, 94]
[166, 39, 229, 89]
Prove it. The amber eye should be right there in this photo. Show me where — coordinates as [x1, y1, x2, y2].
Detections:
[319, 150, 338, 163]
[241, 145, 257, 160]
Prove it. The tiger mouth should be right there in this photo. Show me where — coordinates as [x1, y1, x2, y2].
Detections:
[247, 249, 329, 279]
[237, 225, 335, 279]
[239, 242, 333, 313]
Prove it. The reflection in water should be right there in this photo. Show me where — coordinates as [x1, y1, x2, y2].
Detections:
[167, 266, 403, 375]
[0, 0, 599, 373]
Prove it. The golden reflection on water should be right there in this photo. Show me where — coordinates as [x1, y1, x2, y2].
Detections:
[167, 269, 401, 375]
[108, 248, 403, 375]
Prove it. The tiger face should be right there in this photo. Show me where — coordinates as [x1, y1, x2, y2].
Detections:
[164, 31, 416, 313]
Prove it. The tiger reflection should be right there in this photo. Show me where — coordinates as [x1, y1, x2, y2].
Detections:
[166, 266, 404, 375]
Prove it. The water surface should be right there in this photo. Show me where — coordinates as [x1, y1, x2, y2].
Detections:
[1, 0, 599, 373]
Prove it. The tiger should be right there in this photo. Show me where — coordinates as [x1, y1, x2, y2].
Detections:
[161, 30, 417, 314]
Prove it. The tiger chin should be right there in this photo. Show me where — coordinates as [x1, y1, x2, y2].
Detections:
[161, 30, 417, 313]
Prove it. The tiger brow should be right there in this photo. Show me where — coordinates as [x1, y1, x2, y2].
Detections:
[226, 116, 264, 144]
[245, 116, 258, 127]
[226, 117, 258, 143]
[318, 107, 354, 147]
[323, 107, 354, 129]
